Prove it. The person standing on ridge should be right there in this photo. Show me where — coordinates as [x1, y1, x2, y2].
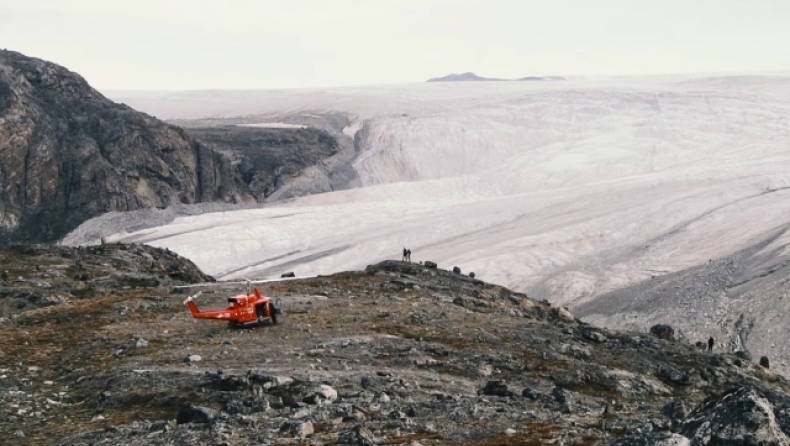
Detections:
[708, 336, 714, 352]
[402, 247, 408, 262]
[406, 249, 412, 262]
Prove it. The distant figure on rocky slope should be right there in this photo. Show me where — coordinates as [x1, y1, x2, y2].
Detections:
[406, 249, 411, 262]
[708, 336, 715, 352]
[402, 248, 408, 262]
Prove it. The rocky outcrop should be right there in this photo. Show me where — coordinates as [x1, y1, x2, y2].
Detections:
[183, 126, 340, 200]
[0, 50, 253, 245]
[0, 242, 211, 316]
[680, 387, 790, 445]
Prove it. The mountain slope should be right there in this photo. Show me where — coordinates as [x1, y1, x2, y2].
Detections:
[576, 224, 790, 374]
[0, 50, 254, 245]
[4, 256, 790, 445]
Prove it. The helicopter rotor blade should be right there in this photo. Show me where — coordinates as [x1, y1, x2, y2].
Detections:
[182, 291, 203, 305]
[173, 275, 316, 289]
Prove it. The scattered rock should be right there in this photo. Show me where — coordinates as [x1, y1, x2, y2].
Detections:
[611, 432, 691, 445]
[661, 400, 688, 426]
[660, 368, 689, 385]
[582, 328, 606, 343]
[469, 272, 475, 278]
[186, 354, 202, 363]
[761, 356, 771, 369]
[734, 349, 752, 361]
[452, 266, 461, 274]
[551, 306, 576, 322]
[480, 380, 515, 397]
[281, 272, 296, 278]
[650, 324, 675, 341]
[280, 420, 314, 439]
[375, 392, 391, 404]
[135, 338, 149, 348]
[304, 384, 338, 405]
[424, 261, 437, 269]
[338, 425, 377, 446]
[521, 387, 540, 400]
[552, 387, 573, 413]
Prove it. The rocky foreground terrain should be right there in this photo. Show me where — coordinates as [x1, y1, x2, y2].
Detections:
[2, 245, 790, 445]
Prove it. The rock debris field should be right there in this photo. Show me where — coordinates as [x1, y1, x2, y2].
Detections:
[3, 244, 790, 445]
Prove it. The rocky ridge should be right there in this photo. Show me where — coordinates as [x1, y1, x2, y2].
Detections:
[0, 50, 254, 245]
[0, 243, 211, 317]
[1, 254, 790, 445]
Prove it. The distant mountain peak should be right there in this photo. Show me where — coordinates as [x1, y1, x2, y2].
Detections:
[427, 72, 494, 82]
[426, 72, 564, 83]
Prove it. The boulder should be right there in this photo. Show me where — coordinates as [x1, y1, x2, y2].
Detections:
[660, 368, 689, 385]
[281, 272, 296, 278]
[661, 400, 688, 426]
[338, 425, 377, 446]
[375, 392, 391, 404]
[424, 261, 438, 269]
[469, 272, 476, 278]
[480, 380, 515, 397]
[650, 324, 675, 341]
[521, 387, 540, 400]
[280, 420, 314, 439]
[452, 266, 461, 274]
[176, 405, 217, 424]
[551, 306, 576, 322]
[761, 356, 771, 369]
[250, 374, 294, 389]
[582, 328, 606, 343]
[734, 350, 753, 361]
[552, 387, 573, 413]
[304, 384, 338, 405]
[611, 433, 691, 445]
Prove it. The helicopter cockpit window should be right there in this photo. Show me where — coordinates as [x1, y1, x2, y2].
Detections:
[228, 298, 236, 307]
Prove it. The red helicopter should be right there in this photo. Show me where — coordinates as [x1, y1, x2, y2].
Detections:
[183, 285, 283, 328]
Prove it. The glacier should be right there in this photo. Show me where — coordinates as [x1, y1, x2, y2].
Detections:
[85, 75, 790, 310]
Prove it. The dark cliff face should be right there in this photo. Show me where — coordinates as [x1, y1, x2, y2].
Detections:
[184, 126, 339, 200]
[0, 50, 254, 245]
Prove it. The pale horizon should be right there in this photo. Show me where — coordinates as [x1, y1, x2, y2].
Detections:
[2, 0, 790, 91]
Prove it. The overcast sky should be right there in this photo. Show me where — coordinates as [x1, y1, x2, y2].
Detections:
[1, 0, 789, 90]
